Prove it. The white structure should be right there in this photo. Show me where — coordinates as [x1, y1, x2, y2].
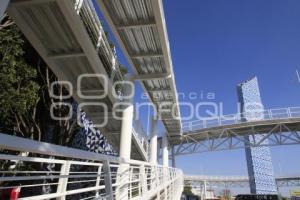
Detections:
[1, 0, 184, 199]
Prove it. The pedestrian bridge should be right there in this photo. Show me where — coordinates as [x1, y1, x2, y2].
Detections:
[184, 174, 300, 188]
[0, 133, 183, 200]
[168, 107, 300, 156]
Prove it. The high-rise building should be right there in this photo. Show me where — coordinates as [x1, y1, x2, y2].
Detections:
[237, 77, 277, 194]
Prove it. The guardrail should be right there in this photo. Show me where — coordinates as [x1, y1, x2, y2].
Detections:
[182, 107, 300, 132]
[0, 133, 183, 199]
[133, 119, 149, 159]
[76, 0, 124, 83]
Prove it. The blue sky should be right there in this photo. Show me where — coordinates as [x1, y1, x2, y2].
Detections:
[161, 0, 300, 176]
[96, 0, 300, 195]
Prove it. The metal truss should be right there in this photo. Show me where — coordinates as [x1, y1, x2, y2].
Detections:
[170, 120, 300, 156]
[184, 175, 300, 188]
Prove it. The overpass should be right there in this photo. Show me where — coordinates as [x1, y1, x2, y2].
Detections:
[184, 175, 300, 188]
[166, 107, 300, 156]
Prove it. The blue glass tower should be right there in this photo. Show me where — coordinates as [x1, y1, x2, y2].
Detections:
[237, 77, 277, 194]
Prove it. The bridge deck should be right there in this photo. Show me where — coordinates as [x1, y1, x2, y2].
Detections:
[96, 0, 182, 135]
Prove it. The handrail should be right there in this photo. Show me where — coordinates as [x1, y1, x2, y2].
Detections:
[182, 107, 300, 132]
[76, 0, 124, 83]
[0, 133, 183, 199]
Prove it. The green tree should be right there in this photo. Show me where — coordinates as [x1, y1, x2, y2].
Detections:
[0, 15, 78, 144]
[0, 23, 41, 140]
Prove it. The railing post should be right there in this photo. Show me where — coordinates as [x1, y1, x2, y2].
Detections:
[287, 107, 292, 118]
[156, 166, 161, 199]
[56, 161, 71, 200]
[140, 165, 147, 196]
[129, 167, 133, 199]
[95, 164, 103, 199]
[103, 161, 113, 200]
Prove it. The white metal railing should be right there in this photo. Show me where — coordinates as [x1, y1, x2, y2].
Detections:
[133, 120, 149, 159]
[182, 107, 300, 132]
[0, 133, 183, 200]
[76, 0, 124, 83]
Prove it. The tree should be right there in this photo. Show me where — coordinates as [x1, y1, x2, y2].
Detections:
[0, 23, 41, 140]
[0, 14, 79, 145]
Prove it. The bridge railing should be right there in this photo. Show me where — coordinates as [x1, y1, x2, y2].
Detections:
[76, 0, 124, 83]
[182, 107, 300, 132]
[0, 133, 183, 199]
[133, 119, 149, 159]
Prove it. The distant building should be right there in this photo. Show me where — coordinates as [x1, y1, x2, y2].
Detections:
[237, 77, 277, 194]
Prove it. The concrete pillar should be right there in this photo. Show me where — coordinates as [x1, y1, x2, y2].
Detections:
[119, 103, 134, 159]
[117, 83, 134, 200]
[0, 0, 9, 21]
[149, 117, 158, 164]
[171, 145, 176, 168]
[162, 134, 169, 167]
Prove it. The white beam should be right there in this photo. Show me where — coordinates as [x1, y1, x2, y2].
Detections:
[117, 22, 156, 30]
[162, 134, 168, 167]
[150, 116, 158, 164]
[119, 84, 134, 160]
[131, 53, 163, 59]
[129, 72, 172, 81]
[48, 52, 85, 59]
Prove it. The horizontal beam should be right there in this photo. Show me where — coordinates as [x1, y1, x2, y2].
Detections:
[117, 22, 156, 30]
[129, 73, 172, 81]
[0, 133, 121, 162]
[148, 88, 172, 93]
[48, 52, 85, 60]
[11, 0, 55, 6]
[130, 53, 163, 59]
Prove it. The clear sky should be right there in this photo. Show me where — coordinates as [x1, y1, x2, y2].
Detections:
[161, 0, 300, 176]
[96, 0, 300, 196]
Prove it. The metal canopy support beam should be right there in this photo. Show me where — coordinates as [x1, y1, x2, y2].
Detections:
[48, 52, 85, 59]
[129, 73, 172, 81]
[117, 22, 156, 30]
[150, 116, 158, 164]
[131, 53, 163, 59]
[148, 88, 172, 93]
[10, 0, 54, 6]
